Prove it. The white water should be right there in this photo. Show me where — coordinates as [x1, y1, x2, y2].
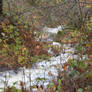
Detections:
[0, 26, 74, 92]
[0, 44, 74, 92]
[43, 26, 63, 34]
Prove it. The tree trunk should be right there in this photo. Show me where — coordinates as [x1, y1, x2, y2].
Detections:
[0, 0, 3, 15]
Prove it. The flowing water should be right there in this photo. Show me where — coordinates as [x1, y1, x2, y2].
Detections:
[0, 26, 75, 92]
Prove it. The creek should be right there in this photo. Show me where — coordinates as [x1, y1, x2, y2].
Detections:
[0, 26, 75, 92]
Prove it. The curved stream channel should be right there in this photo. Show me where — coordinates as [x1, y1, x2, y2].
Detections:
[0, 26, 75, 92]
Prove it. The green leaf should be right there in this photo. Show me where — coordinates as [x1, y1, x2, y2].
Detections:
[77, 88, 83, 92]
[10, 34, 14, 38]
[76, 45, 82, 52]
[48, 82, 54, 88]
[57, 85, 61, 91]
[78, 61, 88, 69]
[1, 49, 6, 54]
[69, 70, 78, 78]
[58, 79, 61, 84]
[15, 31, 19, 36]
[13, 81, 18, 85]
[9, 24, 14, 30]
[68, 59, 78, 68]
